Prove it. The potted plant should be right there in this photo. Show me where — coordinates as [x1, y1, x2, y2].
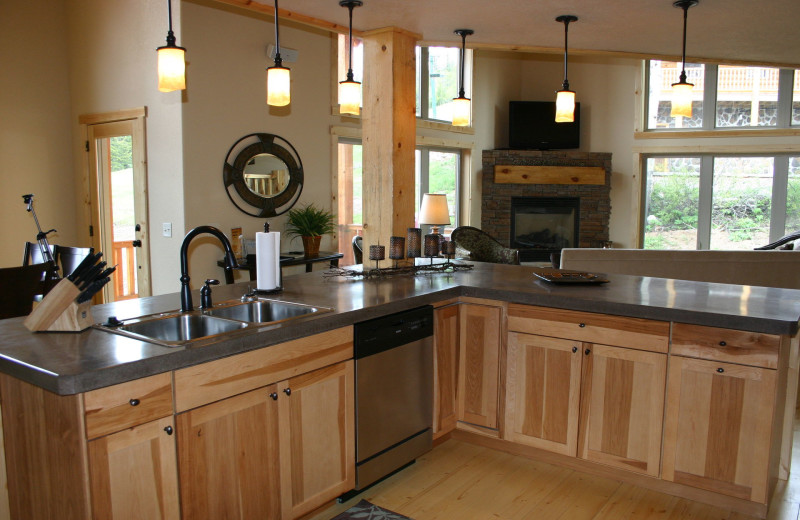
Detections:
[284, 203, 336, 257]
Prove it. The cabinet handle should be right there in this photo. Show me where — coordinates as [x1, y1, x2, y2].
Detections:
[163, 426, 173, 435]
[283, 388, 292, 396]
[719, 341, 727, 347]
[572, 346, 578, 353]
[129, 398, 140, 406]
[579, 323, 586, 328]
[584, 348, 591, 355]
[269, 392, 278, 400]
[717, 367, 724, 373]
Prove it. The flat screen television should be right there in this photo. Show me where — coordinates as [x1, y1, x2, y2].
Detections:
[508, 101, 580, 150]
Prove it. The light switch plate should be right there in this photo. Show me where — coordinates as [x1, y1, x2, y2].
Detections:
[162, 222, 172, 237]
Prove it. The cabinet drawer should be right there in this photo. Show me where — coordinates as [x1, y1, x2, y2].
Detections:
[84, 372, 173, 440]
[508, 304, 669, 353]
[671, 323, 779, 369]
[174, 326, 353, 412]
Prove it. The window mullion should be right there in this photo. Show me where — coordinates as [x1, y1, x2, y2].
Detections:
[703, 64, 717, 130]
[777, 69, 794, 128]
[697, 155, 714, 249]
[772, 155, 790, 240]
[419, 47, 430, 119]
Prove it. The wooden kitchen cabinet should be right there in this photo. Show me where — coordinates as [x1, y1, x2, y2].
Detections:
[433, 303, 459, 438]
[662, 355, 777, 503]
[505, 304, 668, 477]
[177, 360, 354, 520]
[457, 302, 503, 431]
[88, 417, 180, 520]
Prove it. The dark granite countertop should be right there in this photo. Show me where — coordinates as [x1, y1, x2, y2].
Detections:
[1, 262, 798, 395]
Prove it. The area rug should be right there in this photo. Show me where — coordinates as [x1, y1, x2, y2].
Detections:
[331, 499, 412, 520]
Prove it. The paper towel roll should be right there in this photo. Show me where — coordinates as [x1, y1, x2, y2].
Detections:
[255, 231, 281, 290]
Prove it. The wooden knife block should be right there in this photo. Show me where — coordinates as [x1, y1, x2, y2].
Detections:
[24, 279, 94, 332]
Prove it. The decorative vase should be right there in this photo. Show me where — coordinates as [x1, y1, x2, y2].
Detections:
[301, 236, 321, 257]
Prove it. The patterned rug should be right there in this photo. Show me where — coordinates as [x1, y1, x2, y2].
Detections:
[331, 499, 412, 520]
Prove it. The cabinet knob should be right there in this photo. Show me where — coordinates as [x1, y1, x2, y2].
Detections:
[717, 367, 725, 373]
[572, 346, 578, 353]
[129, 398, 140, 406]
[269, 392, 278, 401]
[584, 348, 591, 355]
[719, 341, 727, 347]
[579, 323, 586, 328]
[283, 388, 292, 396]
[164, 426, 173, 435]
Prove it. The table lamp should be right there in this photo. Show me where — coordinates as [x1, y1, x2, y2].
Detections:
[419, 193, 450, 235]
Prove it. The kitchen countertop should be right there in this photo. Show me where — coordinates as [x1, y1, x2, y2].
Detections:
[1, 261, 799, 396]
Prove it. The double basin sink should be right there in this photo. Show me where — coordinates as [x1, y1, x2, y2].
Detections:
[96, 299, 331, 347]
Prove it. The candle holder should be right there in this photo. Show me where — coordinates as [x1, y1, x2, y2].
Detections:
[368, 244, 385, 270]
[407, 228, 421, 259]
[424, 234, 439, 264]
[441, 240, 456, 264]
[389, 236, 405, 268]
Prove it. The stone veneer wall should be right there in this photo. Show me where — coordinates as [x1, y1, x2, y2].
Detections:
[481, 150, 612, 249]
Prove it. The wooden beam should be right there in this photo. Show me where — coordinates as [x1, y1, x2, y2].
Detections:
[208, 0, 360, 36]
[494, 165, 606, 185]
[362, 28, 418, 267]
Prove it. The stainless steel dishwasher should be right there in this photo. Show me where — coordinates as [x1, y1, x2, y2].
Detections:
[352, 305, 433, 491]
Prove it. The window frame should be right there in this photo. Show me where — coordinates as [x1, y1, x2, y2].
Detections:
[415, 145, 462, 234]
[417, 45, 473, 126]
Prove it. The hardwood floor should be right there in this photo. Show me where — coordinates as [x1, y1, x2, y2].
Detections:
[307, 420, 800, 520]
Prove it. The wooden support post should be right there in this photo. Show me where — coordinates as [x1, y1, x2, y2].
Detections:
[362, 27, 419, 267]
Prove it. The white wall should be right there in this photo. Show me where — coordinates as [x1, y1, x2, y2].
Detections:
[0, 0, 77, 267]
[180, 0, 335, 288]
[67, 0, 185, 295]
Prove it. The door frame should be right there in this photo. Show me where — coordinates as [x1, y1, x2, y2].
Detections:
[79, 107, 151, 300]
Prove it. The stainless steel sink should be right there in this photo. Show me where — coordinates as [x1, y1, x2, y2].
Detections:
[112, 314, 248, 346]
[205, 300, 324, 323]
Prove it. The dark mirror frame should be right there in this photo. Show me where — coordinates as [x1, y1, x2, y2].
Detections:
[223, 133, 304, 218]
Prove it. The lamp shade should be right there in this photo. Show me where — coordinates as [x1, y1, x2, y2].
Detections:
[670, 81, 694, 118]
[419, 194, 450, 226]
[451, 96, 471, 127]
[339, 80, 361, 115]
[555, 89, 575, 123]
[157, 46, 186, 92]
[267, 66, 291, 106]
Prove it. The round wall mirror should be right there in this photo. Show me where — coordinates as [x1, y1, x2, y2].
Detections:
[223, 133, 303, 218]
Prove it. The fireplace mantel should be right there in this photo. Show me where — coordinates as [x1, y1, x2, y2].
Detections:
[481, 150, 612, 258]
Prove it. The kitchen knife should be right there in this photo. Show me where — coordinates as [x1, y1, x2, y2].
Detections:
[76, 277, 110, 304]
[67, 251, 97, 283]
[78, 261, 106, 290]
[71, 252, 103, 285]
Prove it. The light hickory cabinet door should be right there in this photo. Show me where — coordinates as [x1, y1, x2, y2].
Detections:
[505, 332, 582, 456]
[88, 417, 180, 520]
[277, 360, 355, 520]
[578, 344, 666, 477]
[176, 386, 282, 520]
[433, 304, 459, 438]
[662, 356, 777, 504]
[457, 304, 502, 429]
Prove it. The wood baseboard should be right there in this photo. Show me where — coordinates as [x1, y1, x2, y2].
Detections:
[451, 429, 769, 519]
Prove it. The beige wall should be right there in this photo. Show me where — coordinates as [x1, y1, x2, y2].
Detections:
[0, 0, 77, 267]
[180, 0, 336, 288]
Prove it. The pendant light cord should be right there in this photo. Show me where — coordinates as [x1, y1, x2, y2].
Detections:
[459, 32, 466, 98]
[679, 3, 689, 83]
[273, 0, 282, 67]
[561, 18, 571, 91]
[346, 3, 355, 81]
[165, 0, 176, 46]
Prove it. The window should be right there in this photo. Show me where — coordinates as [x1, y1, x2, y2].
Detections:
[415, 147, 461, 233]
[642, 154, 795, 250]
[336, 139, 362, 265]
[416, 46, 471, 123]
[646, 61, 798, 131]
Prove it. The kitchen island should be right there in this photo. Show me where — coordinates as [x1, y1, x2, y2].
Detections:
[0, 262, 798, 519]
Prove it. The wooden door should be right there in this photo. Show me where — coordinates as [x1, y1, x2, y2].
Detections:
[662, 356, 777, 503]
[504, 332, 582, 455]
[433, 304, 459, 437]
[457, 304, 501, 429]
[88, 416, 179, 520]
[577, 344, 666, 477]
[278, 360, 355, 519]
[176, 386, 281, 520]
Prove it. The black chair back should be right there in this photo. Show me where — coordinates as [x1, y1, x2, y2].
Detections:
[22, 241, 56, 266]
[56, 246, 94, 278]
[0, 264, 53, 319]
[352, 236, 363, 264]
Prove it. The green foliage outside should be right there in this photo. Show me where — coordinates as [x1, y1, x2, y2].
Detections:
[110, 136, 132, 172]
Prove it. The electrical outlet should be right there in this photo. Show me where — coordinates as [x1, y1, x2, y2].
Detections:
[162, 222, 172, 237]
[267, 44, 298, 63]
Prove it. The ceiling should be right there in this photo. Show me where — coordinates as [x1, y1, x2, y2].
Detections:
[243, 0, 800, 67]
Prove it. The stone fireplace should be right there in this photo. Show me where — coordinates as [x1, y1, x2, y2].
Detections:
[481, 150, 612, 262]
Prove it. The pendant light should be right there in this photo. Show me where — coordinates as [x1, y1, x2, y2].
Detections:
[555, 15, 578, 123]
[670, 0, 699, 118]
[156, 0, 186, 92]
[451, 29, 473, 127]
[339, 1, 363, 115]
[267, 0, 290, 106]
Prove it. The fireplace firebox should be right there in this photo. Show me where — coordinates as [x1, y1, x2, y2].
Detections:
[510, 197, 580, 262]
